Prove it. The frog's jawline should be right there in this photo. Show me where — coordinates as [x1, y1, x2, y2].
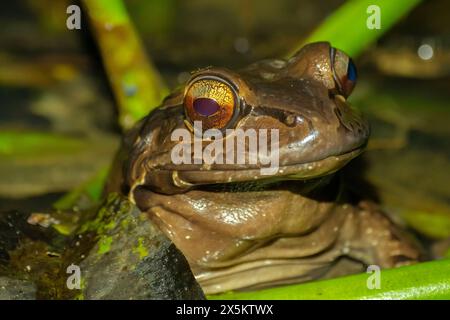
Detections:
[165, 147, 363, 188]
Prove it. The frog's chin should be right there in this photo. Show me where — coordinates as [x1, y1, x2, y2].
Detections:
[137, 147, 364, 194]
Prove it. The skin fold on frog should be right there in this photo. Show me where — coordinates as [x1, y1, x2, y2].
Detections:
[107, 42, 421, 295]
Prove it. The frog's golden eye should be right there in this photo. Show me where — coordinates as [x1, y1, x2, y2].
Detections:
[184, 76, 239, 131]
[330, 47, 357, 98]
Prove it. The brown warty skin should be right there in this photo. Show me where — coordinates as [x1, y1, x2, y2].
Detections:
[107, 42, 420, 294]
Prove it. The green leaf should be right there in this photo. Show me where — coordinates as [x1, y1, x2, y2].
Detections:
[288, 0, 422, 58]
[82, 0, 169, 130]
[0, 131, 84, 157]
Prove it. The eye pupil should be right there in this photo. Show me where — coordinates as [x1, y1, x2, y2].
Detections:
[184, 77, 238, 130]
[193, 97, 220, 116]
[347, 59, 357, 82]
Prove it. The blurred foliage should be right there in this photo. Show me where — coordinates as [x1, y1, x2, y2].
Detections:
[53, 166, 110, 212]
[0, 131, 117, 199]
[0, 131, 85, 156]
[292, 0, 422, 57]
[351, 80, 450, 239]
[127, 0, 176, 44]
[26, 0, 73, 34]
[82, 0, 168, 130]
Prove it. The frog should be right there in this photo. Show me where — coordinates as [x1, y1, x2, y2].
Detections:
[108, 42, 421, 295]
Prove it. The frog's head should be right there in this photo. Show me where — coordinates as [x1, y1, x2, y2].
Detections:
[124, 42, 369, 194]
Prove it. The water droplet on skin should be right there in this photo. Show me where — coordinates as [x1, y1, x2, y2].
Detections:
[269, 60, 286, 69]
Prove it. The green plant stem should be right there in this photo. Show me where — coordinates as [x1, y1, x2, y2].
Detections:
[210, 259, 450, 300]
[287, 0, 422, 58]
[82, 0, 168, 130]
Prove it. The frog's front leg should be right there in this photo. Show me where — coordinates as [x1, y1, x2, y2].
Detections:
[338, 201, 421, 269]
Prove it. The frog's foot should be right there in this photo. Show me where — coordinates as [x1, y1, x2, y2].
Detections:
[339, 201, 421, 269]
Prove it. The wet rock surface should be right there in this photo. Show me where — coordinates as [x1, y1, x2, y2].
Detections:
[77, 194, 205, 300]
[0, 194, 204, 300]
[0, 277, 36, 300]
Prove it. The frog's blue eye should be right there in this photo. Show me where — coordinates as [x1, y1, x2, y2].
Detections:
[193, 97, 220, 116]
[347, 59, 357, 83]
[330, 47, 357, 97]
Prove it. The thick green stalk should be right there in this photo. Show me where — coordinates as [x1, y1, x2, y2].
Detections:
[82, 0, 168, 130]
[287, 0, 422, 58]
[210, 259, 450, 300]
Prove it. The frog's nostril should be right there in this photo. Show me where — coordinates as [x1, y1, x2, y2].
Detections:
[193, 97, 220, 116]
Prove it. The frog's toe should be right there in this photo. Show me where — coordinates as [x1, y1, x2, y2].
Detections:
[340, 202, 422, 269]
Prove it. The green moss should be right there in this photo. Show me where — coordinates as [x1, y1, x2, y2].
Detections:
[97, 236, 113, 255]
[133, 237, 149, 260]
[52, 223, 76, 236]
[103, 220, 117, 232]
[77, 193, 124, 235]
[74, 293, 85, 300]
[120, 217, 131, 229]
[75, 195, 134, 257]
[73, 278, 86, 300]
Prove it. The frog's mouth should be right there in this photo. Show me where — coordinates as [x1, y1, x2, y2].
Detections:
[136, 147, 364, 194]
